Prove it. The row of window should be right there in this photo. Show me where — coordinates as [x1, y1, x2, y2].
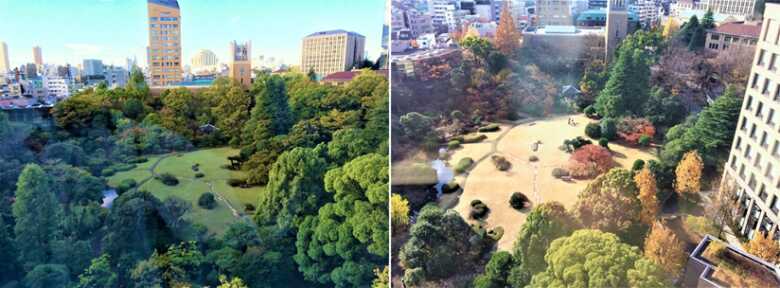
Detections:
[151, 30, 178, 36]
[150, 17, 178, 22]
[150, 36, 178, 41]
[762, 19, 780, 46]
[151, 62, 180, 67]
[749, 73, 780, 101]
[149, 24, 179, 29]
[757, 49, 779, 72]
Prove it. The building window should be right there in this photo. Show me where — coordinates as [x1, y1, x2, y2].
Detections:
[771, 54, 778, 71]
[749, 124, 757, 139]
[773, 141, 780, 157]
[763, 79, 772, 95]
[761, 132, 769, 148]
[741, 117, 748, 130]
[709, 43, 719, 49]
[757, 101, 765, 118]
[745, 144, 753, 159]
[752, 74, 760, 90]
[769, 108, 776, 126]
[736, 136, 743, 150]
[758, 49, 767, 66]
[746, 95, 754, 110]
[758, 184, 767, 200]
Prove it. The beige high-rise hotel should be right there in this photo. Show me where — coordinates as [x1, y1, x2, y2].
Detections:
[147, 0, 182, 87]
[301, 30, 365, 77]
[723, 0, 780, 241]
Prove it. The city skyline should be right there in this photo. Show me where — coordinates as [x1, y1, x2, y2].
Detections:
[0, 0, 385, 69]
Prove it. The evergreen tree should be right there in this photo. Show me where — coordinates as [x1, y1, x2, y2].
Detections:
[688, 25, 706, 50]
[702, 9, 715, 29]
[13, 164, 63, 270]
[244, 75, 293, 145]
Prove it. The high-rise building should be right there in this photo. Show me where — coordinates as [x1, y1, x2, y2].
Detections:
[722, 0, 780, 241]
[32, 46, 42, 68]
[301, 30, 365, 77]
[537, 0, 573, 26]
[191, 49, 218, 69]
[0, 42, 9, 73]
[22, 63, 37, 79]
[82, 59, 104, 76]
[147, 0, 182, 87]
[228, 41, 251, 87]
[605, 0, 628, 62]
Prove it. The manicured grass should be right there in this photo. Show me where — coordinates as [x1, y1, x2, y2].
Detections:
[107, 147, 265, 236]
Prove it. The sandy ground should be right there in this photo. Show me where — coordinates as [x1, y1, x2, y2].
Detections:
[448, 114, 658, 250]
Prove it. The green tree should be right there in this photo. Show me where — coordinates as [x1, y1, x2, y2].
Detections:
[702, 9, 715, 29]
[0, 216, 20, 282]
[573, 168, 645, 245]
[255, 146, 328, 228]
[122, 98, 146, 120]
[510, 202, 577, 287]
[159, 87, 208, 140]
[45, 164, 103, 206]
[77, 254, 118, 288]
[294, 153, 388, 287]
[595, 37, 651, 117]
[244, 75, 293, 145]
[24, 264, 71, 288]
[222, 222, 261, 252]
[528, 229, 669, 288]
[473, 251, 514, 288]
[211, 80, 252, 146]
[13, 164, 63, 270]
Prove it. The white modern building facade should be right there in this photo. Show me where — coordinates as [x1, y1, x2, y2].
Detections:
[723, 0, 780, 241]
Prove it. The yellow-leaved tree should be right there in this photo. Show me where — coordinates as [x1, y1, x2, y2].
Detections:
[675, 150, 703, 195]
[494, 1, 521, 55]
[635, 167, 659, 225]
[745, 232, 780, 263]
[644, 222, 687, 277]
[391, 194, 410, 232]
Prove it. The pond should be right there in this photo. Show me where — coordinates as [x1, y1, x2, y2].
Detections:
[431, 159, 453, 197]
[101, 189, 118, 208]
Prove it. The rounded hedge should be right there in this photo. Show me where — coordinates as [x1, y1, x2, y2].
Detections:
[198, 192, 217, 209]
[600, 118, 617, 140]
[638, 135, 651, 146]
[585, 122, 602, 139]
[599, 138, 609, 148]
[470, 200, 490, 220]
[632, 159, 645, 171]
[157, 173, 179, 186]
[551, 168, 570, 178]
[509, 192, 530, 210]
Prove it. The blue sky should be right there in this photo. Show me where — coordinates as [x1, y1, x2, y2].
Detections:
[0, 0, 385, 68]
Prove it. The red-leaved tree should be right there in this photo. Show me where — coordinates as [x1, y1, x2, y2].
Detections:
[568, 144, 613, 178]
[617, 117, 656, 144]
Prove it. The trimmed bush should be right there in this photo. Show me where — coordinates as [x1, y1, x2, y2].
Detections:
[491, 155, 511, 171]
[600, 118, 617, 140]
[227, 178, 245, 187]
[191, 165, 199, 172]
[638, 135, 651, 146]
[599, 138, 609, 148]
[454, 157, 475, 174]
[244, 203, 256, 212]
[509, 192, 530, 210]
[585, 122, 602, 139]
[128, 157, 148, 164]
[478, 124, 500, 132]
[157, 173, 179, 186]
[447, 140, 461, 150]
[470, 200, 490, 220]
[117, 179, 137, 193]
[112, 163, 137, 173]
[442, 181, 460, 193]
[529, 155, 539, 162]
[632, 159, 645, 171]
[584, 105, 597, 118]
[561, 136, 592, 152]
[101, 167, 116, 177]
[195, 172, 205, 178]
[463, 134, 488, 144]
[198, 192, 216, 209]
[487, 226, 504, 241]
[551, 168, 570, 178]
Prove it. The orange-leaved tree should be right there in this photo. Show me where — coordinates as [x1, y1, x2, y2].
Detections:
[675, 150, 703, 194]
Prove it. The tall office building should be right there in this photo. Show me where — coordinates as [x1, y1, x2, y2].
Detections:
[32, 46, 42, 68]
[0, 42, 8, 73]
[537, 0, 573, 26]
[722, 0, 780, 241]
[82, 59, 104, 76]
[228, 41, 251, 87]
[605, 0, 628, 63]
[147, 0, 182, 87]
[301, 30, 365, 77]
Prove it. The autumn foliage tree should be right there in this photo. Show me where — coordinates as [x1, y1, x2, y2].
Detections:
[675, 150, 703, 195]
[617, 117, 656, 144]
[391, 193, 410, 232]
[643, 222, 687, 277]
[573, 168, 644, 244]
[494, 1, 521, 55]
[635, 167, 659, 225]
[568, 144, 613, 178]
[745, 232, 780, 263]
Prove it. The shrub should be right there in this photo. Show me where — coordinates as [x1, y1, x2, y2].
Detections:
[584, 105, 598, 118]
[101, 167, 116, 177]
[552, 168, 570, 178]
[403, 268, 425, 287]
[617, 117, 656, 145]
[600, 118, 617, 140]
[463, 134, 488, 143]
[684, 215, 718, 237]
[599, 138, 609, 148]
[568, 144, 613, 178]
[478, 124, 500, 132]
[244, 203, 256, 212]
[447, 140, 461, 150]
[561, 136, 592, 152]
[128, 157, 148, 164]
[491, 155, 511, 171]
[117, 179, 137, 193]
[157, 173, 179, 186]
[585, 122, 602, 139]
[442, 181, 460, 193]
[195, 172, 205, 178]
[470, 200, 490, 220]
[510, 192, 530, 210]
[227, 178, 245, 187]
[454, 157, 475, 174]
[191, 165, 199, 172]
[198, 192, 217, 209]
[487, 226, 504, 241]
[638, 135, 651, 146]
[632, 159, 645, 171]
[529, 155, 539, 162]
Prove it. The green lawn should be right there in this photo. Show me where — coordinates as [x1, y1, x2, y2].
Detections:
[107, 147, 265, 236]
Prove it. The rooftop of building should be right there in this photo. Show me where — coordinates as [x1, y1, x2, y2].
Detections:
[575, 9, 639, 21]
[392, 48, 460, 61]
[689, 235, 780, 288]
[305, 30, 364, 38]
[148, 0, 179, 9]
[526, 25, 605, 36]
[0, 98, 53, 110]
[709, 21, 762, 38]
[321, 69, 389, 83]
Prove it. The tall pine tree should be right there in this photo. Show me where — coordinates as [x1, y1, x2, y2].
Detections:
[13, 164, 63, 270]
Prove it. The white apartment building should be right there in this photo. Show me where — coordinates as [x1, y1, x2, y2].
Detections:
[405, 9, 436, 36]
[671, 0, 756, 22]
[300, 30, 365, 77]
[444, 4, 471, 32]
[723, 0, 780, 241]
[628, 0, 661, 28]
[44, 77, 74, 98]
[428, 0, 453, 28]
